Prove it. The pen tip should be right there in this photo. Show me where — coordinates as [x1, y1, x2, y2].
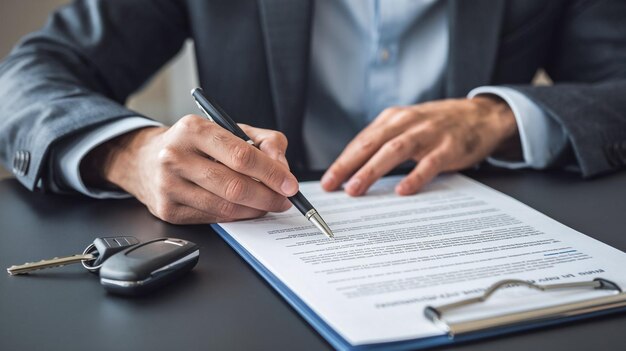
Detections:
[309, 212, 334, 239]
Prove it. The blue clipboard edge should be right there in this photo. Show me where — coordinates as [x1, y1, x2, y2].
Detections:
[211, 224, 626, 350]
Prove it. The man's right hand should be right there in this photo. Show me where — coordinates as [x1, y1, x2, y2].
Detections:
[81, 115, 299, 224]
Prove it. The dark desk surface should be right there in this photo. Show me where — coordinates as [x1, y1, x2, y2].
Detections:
[1, 169, 625, 351]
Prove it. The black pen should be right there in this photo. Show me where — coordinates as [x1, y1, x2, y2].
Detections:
[191, 88, 334, 239]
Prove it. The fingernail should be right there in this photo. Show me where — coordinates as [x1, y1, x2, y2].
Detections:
[321, 172, 335, 188]
[346, 178, 362, 195]
[281, 177, 298, 195]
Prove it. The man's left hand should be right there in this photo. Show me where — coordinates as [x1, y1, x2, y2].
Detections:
[321, 97, 520, 196]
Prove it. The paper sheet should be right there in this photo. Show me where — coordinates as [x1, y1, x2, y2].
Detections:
[217, 174, 626, 345]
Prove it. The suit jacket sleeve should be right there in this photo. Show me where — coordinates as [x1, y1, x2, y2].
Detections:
[508, 0, 626, 177]
[0, 0, 189, 190]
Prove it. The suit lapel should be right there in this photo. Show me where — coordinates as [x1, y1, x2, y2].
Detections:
[446, 0, 505, 97]
[258, 0, 312, 167]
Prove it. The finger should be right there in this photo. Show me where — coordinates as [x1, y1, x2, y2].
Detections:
[344, 131, 434, 196]
[150, 203, 221, 225]
[156, 204, 261, 225]
[189, 123, 299, 197]
[239, 124, 290, 169]
[395, 145, 451, 195]
[321, 111, 413, 191]
[169, 179, 268, 220]
[172, 152, 292, 212]
[368, 106, 404, 127]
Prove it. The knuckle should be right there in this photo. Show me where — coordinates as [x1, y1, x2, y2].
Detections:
[157, 146, 179, 167]
[390, 110, 413, 124]
[382, 106, 402, 116]
[274, 131, 288, 146]
[385, 138, 408, 154]
[217, 200, 238, 219]
[356, 137, 375, 153]
[420, 119, 438, 133]
[231, 144, 255, 170]
[224, 177, 249, 202]
[176, 115, 217, 141]
[178, 114, 202, 131]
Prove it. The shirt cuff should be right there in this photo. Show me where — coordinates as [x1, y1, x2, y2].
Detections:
[52, 117, 163, 199]
[468, 86, 568, 169]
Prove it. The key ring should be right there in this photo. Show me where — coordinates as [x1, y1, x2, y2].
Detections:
[81, 243, 101, 272]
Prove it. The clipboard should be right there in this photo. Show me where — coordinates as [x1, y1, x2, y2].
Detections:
[424, 278, 626, 338]
[212, 223, 626, 350]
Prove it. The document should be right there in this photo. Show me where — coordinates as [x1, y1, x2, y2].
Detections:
[217, 174, 626, 346]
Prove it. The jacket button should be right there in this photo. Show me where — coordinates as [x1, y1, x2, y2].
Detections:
[12, 150, 30, 176]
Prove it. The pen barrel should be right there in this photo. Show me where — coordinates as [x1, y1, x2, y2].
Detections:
[191, 88, 250, 141]
[289, 191, 314, 216]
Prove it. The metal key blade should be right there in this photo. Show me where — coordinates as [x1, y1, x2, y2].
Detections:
[7, 253, 96, 276]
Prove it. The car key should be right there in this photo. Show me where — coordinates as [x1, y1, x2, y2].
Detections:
[82, 236, 140, 272]
[99, 238, 199, 295]
[6, 236, 139, 275]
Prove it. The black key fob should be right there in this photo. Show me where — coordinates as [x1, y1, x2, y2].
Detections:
[99, 238, 199, 295]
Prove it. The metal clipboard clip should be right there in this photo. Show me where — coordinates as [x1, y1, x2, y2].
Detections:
[424, 278, 626, 338]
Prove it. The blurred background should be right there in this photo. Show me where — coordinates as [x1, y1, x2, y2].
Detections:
[0, 0, 198, 179]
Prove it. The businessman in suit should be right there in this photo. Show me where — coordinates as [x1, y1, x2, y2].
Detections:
[1, 0, 625, 224]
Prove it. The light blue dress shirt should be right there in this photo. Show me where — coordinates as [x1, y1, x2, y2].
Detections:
[53, 0, 567, 198]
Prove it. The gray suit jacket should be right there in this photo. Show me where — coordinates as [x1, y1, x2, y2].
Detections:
[1, 0, 625, 191]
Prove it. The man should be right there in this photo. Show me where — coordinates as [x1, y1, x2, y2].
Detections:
[1, 0, 625, 224]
